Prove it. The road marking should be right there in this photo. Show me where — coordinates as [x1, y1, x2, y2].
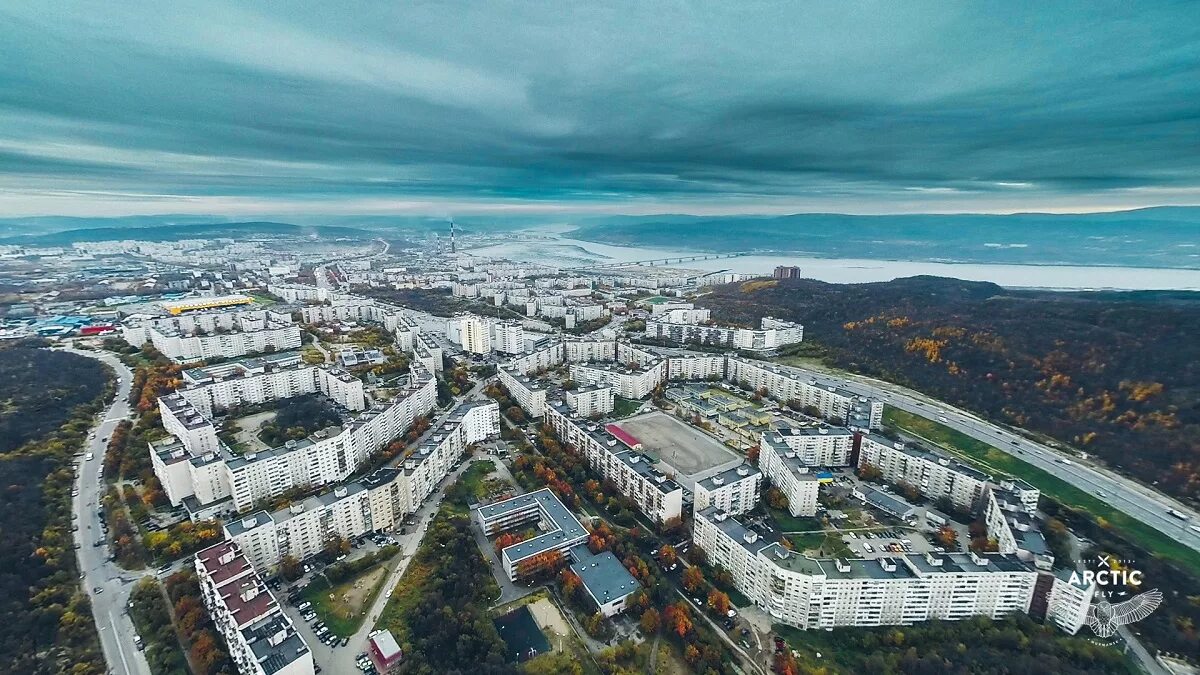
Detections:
[109, 610, 133, 675]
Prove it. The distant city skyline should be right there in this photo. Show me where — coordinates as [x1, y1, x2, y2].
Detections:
[1, 2, 1198, 217]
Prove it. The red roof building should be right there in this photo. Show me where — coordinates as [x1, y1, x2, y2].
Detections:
[604, 424, 642, 451]
[369, 630, 404, 671]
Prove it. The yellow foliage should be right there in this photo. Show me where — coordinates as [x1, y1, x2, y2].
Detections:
[739, 280, 778, 293]
[1120, 380, 1164, 402]
[905, 337, 947, 363]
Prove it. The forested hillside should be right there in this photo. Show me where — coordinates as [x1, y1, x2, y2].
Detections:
[0, 344, 112, 673]
[0, 346, 112, 453]
[699, 276, 1200, 503]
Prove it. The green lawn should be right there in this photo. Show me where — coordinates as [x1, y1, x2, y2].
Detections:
[767, 507, 822, 533]
[613, 396, 644, 418]
[303, 564, 390, 637]
[884, 406, 1200, 575]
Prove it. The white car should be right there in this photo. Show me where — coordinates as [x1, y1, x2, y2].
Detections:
[85, 453, 94, 461]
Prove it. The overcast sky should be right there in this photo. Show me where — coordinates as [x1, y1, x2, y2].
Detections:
[1, 2, 1198, 217]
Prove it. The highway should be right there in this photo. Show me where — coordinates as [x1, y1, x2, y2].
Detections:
[767, 360, 1200, 553]
[63, 347, 153, 675]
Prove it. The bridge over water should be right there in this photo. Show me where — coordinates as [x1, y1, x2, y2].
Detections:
[576, 252, 749, 269]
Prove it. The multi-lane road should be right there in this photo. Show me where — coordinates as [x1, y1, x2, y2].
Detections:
[769, 360, 1200, 553]
[63, 347, 153, 675]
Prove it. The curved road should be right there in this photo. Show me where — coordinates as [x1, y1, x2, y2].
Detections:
[62, 346, 153, 675]
[767, 360, 1200, 553]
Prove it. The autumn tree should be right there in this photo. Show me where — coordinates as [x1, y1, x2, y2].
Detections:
[707, 589, 731, 616]
[663, 602, 693, 638]
[659, 544, 678, 567]
[639, 607, 661, 634]
[682, 566, 705, 593]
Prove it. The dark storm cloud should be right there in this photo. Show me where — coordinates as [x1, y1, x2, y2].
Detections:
[0, 1, 1198, 215]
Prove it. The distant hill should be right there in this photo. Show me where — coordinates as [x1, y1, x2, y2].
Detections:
[568, 207, 1200, 269]
[698, 275, 1200, 502]
[0, 220, 373, 245]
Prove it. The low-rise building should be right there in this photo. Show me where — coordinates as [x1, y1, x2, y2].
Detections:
[474, 488, 589, 581]
[570, 548, 641, 617]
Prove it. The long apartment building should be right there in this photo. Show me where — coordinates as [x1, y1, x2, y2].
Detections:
[726, 357, 883, 429]
[195, 541, 314, 675]
[570, 360, 667, 400]
[857, 435, 991, 513]
[544, 402, 683, 523]
[645, 316, 804, 352]
[178, 351, 366, 417]
[666, 353, 726, 381]
[692, 507, 1090, 634]
[122, 307, 302, 363]
[153, 365, 438, 514]
[762, 424, 855, 467]
[225, 400, 499, 573]
[473, 488, 589, 581]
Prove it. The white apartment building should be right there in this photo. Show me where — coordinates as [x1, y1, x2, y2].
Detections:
[498, 366, 548, 417]
[153, 367, 437, 513]
[268, 283, 333, 303]
[857, 436, 990, 513]
[226, 401, 499, 573]
[569, 360, 666, 400]
[693, 464, 762, 515]
[544, 402, 684, 524]
[178, 352, 366, 417]
[491, 320, 525, 355]
[563, 384, 615, 418]
[123, 308, 302, 363]
[195, 541, 314, 675]
[563, 338, 617, 363]
[645, 316, 803, 352]
[762, 424, 855, 467]
[449, 314, 493, 354]
[1043, 569, 1096, 635]
[691, 508, 1077, 634]
[509, 341, 565, 374]
[758, 434, 822, 517]
[667, 354, 726, 381]
[725, 357, 883, 429]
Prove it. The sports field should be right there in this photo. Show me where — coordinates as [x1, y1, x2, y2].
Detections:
[614, 411, 737, 476]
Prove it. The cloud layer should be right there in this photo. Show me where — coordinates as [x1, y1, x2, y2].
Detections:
[1, 2, 1198, 216]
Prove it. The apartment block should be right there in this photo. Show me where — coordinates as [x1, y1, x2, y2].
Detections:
[725, 358, 883, 429]
[857, 435, 990, 513]
[498, 365, 548, 418]
[763, 424, 855, 467]
[666, 354, 725, 381]
[693, 463, 762, 515]
[564, 384, 615, 418]
[123, 308, 302, 363]
[195, 541, 314, 675]
[178, 351, 366, 417]
[569, 360, 666, 400]
[692, 508, 1066, 633]
[758, 434, 822, 517]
